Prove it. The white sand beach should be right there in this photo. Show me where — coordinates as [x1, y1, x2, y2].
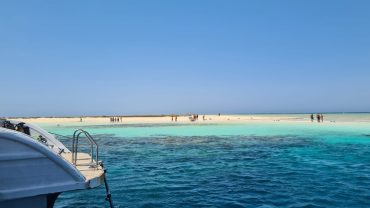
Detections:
[7, 114, 310, 125]
[7, 113, 370, 126]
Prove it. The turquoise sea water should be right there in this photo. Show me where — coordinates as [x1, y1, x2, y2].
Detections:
[44, 119, 370, 208]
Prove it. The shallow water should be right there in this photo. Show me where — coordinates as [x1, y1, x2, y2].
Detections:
[45, 121, 370, 208]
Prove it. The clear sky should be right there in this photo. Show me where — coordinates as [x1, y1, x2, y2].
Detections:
[1, 0, 370, 117]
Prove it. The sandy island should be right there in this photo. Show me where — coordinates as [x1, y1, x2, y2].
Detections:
[7, 114, 310, 126]
[4, 113, 370, 127]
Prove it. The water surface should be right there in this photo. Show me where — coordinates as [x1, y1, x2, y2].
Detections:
[45, 120, 370, 208]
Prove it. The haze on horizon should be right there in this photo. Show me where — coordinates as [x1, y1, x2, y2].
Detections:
[1, 0, 370, 117]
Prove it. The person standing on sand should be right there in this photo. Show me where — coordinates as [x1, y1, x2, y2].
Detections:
[171, 115, 173, 122]
[310, 114, 314, 122]
[175, 116, 178, 122]
[317, 114, 321, 123]
[321, 114, 324, 122]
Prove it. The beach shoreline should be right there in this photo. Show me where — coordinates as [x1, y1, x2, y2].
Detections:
[6, 113, 370, 126]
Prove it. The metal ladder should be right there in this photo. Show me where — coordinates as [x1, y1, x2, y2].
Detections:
[72, 129, 99, 168]
[70, 129, 114, 208]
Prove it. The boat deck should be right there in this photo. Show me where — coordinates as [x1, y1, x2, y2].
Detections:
[61, 152, 105, 187]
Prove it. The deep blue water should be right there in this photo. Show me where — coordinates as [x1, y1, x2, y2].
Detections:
[47, 123, 370, 208]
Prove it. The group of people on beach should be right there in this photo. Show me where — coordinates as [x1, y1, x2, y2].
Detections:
[171, 115, 178, 122]
[193, 114, 199, 120]
[110, 117, 122, 122]
[189, 114, 208, 121]
[189, 114, 201, 122]
[310, 114, 324, 123]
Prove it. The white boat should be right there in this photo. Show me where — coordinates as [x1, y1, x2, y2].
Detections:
[0, 119, 114, 208]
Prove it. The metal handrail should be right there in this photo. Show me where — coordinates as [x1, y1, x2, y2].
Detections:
[53, 131, 113, 207]
[72, 129, 99, 168]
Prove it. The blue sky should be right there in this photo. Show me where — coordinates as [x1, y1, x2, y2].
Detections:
[1, 0, 370, 117]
